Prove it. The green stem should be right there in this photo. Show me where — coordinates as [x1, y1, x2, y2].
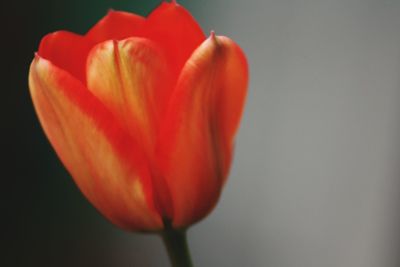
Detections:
[160, 222, 193, 267]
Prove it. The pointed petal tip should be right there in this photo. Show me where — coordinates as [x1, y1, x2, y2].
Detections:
[159, 0, 179, 10]
[210, 30, 215, 38]
[30, 53, 49, 73]
[208, 30, 222, 47]
[209, 30, 217, 41]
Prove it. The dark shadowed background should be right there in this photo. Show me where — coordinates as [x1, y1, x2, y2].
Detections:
[2, 0, 400, 266]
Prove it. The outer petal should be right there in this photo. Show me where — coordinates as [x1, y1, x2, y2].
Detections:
[142, 1, 206, 84]
[86, 37, 171, 158]
[29, 55, 162, 231]
[38, 31, 93, 83]
[86, 10, 145, 44]
[157, 35, 249, 227]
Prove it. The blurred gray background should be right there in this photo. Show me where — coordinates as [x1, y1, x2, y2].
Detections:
[6, 0, 399, 266]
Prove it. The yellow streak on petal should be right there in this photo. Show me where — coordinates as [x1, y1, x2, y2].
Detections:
[87, 38, 169, 157]
[132, 179, 145, 203]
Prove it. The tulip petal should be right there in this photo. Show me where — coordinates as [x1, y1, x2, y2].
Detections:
[86, 37, 171, 157]
[29, 56, 162, 230]
[158, 35, 248, 227]
[38, 31, 93, 83]
[86, 10, 145, 44]
[142, 1, 206, 83]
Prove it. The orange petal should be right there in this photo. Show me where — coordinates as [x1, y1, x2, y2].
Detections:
[38, 31, 93, 83]
[157, 35, 249, 227]
[29, 55, 162, 231]
[142, 1, 206, 83]
[86, 10, 145, 44]
[86, 37, 171, 157]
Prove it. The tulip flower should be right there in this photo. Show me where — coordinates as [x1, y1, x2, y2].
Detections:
[29, 1, 248, 266]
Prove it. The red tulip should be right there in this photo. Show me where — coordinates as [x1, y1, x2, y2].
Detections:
[29, 1, 248, 231]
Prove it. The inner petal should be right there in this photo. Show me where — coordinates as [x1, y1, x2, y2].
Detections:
[38, 31, 93, 83]
[37, 11, 146, 84]
[85, 10, 145, 44]
[141, 1, 206, 85]
[86, 37, 171, 158]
